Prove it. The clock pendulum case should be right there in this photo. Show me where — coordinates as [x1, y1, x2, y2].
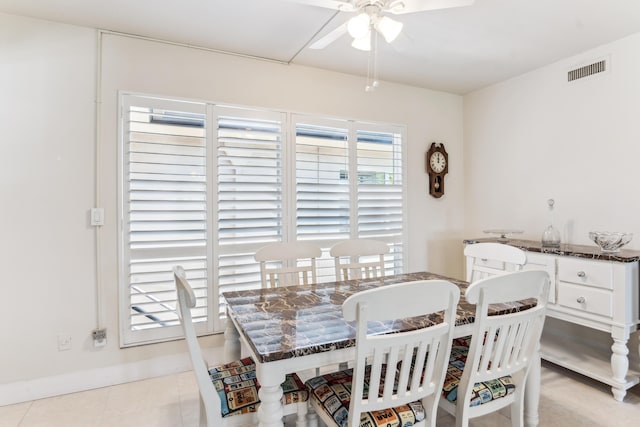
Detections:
[425, 142, 448, 198]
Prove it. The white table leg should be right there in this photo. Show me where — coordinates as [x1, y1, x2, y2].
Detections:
[524, 343, 541, 427]
[257, 381, 285, 427]
[255, 362, 288, 427]
[223, 317, 241, 363]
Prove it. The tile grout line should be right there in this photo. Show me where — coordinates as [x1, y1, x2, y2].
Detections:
[16, 401, 34, 427]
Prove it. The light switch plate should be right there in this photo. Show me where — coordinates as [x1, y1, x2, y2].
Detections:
[91, 208, 104, 226]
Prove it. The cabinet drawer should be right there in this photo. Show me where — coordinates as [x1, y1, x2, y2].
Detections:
[557, 257, 613, 290]
[556, 282, 613, 318]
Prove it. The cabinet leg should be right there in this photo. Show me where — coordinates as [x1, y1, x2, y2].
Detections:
[611, 338, 629, 401]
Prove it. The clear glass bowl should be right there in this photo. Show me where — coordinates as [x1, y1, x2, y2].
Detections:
[589, 232, 633, 253]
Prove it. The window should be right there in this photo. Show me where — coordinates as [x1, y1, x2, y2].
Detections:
[119, 94, 406, 346]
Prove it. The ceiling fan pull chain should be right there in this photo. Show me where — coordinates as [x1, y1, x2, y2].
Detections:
[366, 29, 380, 92]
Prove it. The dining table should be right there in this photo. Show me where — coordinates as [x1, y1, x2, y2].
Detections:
[222, 271, 541, 427]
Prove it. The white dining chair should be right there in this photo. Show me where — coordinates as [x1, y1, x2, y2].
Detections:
[305, 279, 460, 427]
[255, 241, 322, 288]
[439, 270, 550, 427]
[329, 238, 389, 281]
[464, 242, 527, 283]
[173, 266, 310, 427]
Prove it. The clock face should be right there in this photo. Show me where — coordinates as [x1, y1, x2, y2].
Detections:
[430, 151, 446, 173]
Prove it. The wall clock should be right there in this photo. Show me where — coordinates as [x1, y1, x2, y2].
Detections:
[425, 142, 448, 198]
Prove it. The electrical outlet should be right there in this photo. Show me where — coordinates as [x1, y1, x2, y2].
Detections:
[58, 334, 72, 351]
[92, 328, 107, 347]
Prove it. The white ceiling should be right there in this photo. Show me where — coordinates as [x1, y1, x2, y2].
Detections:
[1, 0, 640, 94]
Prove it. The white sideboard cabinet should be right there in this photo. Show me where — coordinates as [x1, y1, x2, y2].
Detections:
[464, 238, 640, 401]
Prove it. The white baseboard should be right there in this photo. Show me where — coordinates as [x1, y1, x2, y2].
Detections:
[0, 346, 223, 407]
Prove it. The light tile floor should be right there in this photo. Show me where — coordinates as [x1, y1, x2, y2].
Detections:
[1, 362, 639, 426]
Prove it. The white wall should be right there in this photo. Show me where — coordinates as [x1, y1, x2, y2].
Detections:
[463, 33, 640, 247]
[0, 12, 464, 404]
[0, 13, 98, 397]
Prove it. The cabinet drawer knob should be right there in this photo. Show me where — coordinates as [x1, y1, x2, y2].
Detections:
[577, 271, 586, 278]
[576, 296, 586, 304]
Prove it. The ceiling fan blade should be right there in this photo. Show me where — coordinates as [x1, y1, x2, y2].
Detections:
[284, 0, 357, 12]
[309, 23, 348, 49]
[387, 0, 475, 15]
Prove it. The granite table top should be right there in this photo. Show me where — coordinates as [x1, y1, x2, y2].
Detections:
[223, 271, 536, 363]
[463, 237, 640, 263]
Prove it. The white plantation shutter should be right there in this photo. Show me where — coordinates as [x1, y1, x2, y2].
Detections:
[120, 94, 406, 346]
[356, 128, 404, 274]
[294, 119, 350, 280]
[295, 122, 351, 238]
[120, 95, 211, 346]
[215, 107, 284, 317]
[293, 117, 406, 281]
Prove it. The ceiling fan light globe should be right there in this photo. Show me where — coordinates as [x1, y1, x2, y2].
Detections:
[376, 16, 403, 43]
[347, 12, 371, 39]
[351, 33, 371, 51]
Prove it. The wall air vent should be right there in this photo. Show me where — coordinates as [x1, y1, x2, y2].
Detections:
[568, 59, 607, 82]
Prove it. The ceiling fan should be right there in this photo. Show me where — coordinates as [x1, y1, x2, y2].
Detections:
[292, 0, 475, 51]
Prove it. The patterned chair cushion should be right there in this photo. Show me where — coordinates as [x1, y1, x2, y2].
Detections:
[209, 357, 308, 418]
[442, 336, 515, 406]
[305, 367, 426, 427]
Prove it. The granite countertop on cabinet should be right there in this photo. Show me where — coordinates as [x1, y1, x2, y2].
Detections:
[463, 237, 640, 263]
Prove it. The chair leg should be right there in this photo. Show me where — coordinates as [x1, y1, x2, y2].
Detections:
[455, 403, 468, 427]
[425, 397, 438, 427]
[510, 390, 526, 427]
[198, 395, 208, 427]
